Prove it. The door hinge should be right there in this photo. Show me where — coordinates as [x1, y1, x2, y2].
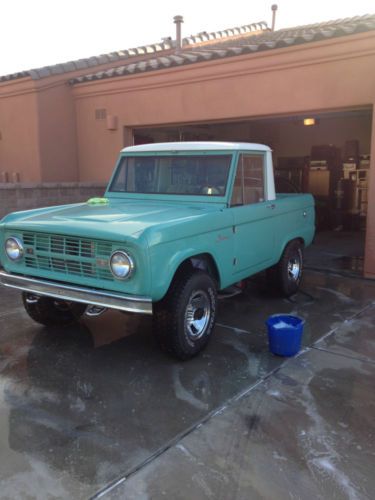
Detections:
[232, 226, 236, 233]
[233, 258, 237, 266]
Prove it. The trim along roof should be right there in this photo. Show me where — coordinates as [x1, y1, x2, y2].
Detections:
[0, 21, 267, 83]
[69, 14, 375, 85]
[121, 142, 270, 153]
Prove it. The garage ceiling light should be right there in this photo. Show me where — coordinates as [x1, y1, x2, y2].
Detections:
[303, 118, 316, 126]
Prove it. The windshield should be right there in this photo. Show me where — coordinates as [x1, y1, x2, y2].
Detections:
[109, 155, 232, 196]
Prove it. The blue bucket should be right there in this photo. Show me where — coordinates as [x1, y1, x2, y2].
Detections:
[266, 314, 305, 357]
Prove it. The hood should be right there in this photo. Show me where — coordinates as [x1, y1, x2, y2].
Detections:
[2, 200, 218, 241]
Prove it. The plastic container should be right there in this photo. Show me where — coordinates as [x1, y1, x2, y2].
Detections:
[266, 314, 305, 357]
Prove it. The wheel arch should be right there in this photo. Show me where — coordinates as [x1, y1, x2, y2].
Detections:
[176, 252, 220, 285]
[159, 252, 221, 301]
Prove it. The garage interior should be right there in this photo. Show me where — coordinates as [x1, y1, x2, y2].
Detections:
[133, 108, 372, 277]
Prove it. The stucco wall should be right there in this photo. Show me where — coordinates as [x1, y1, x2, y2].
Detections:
[75, 96, 123, 183]
[0, 76, 80, 184]
[0, 79, 41, 182]
[37, 82, 79, 182]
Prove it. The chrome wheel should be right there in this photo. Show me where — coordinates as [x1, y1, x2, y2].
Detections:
[185, 290, 211, 340]
[154, 271, 217, 360]
[287, 256, 301, 282]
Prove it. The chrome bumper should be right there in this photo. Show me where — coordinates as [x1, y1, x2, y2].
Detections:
[0, 271, 153, 315]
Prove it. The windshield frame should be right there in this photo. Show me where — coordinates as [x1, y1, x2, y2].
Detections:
[105, 150, 237, 204]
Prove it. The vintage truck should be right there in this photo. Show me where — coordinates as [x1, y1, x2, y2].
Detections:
[0, 142, 315, 359]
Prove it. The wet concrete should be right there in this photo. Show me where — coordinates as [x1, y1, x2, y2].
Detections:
[0, 270, 374, 498]
[113, 344, 375, 500]
[315, 305, 375, 364]
[304, 230, 366, 277]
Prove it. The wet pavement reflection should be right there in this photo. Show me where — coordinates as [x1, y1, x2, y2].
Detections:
[0, 270, 374, 498]
[304, 230, 366, 278]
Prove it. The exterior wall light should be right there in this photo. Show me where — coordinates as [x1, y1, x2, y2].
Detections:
[107, 115, 118, 131]
[303, 118, 316, 126]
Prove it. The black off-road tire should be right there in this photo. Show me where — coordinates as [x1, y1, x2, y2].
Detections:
[22, 293, 86, 326]
[267, 240, 304, 297]
[153, 270, 217, 360]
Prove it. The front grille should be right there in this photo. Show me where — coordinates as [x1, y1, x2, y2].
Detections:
[22, 232, 114, 281]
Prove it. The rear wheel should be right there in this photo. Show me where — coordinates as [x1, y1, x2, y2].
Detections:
[153, 271, 217, 360]
[22, 293, 86, 326]
[267, 240, 304, 297]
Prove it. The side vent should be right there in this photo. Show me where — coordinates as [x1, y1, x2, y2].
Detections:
[95, 108, 107, 120]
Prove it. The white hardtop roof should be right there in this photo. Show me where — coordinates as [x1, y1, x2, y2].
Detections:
[121, 142, 271, 153]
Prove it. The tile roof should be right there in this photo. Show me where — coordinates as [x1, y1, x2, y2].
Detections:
[68, 14, 375, 85]
[0, 40, 174, 83]
[0, 21, 267, 83]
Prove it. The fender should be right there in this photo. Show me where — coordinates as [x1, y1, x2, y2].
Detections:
[149, 238, 231, 301]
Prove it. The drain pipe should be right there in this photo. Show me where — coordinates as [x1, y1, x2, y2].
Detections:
[174, 15, 184, 53]
[271, 4, 278, 31]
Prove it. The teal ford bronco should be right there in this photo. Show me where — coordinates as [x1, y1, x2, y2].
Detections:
[0, 142, 315, 359]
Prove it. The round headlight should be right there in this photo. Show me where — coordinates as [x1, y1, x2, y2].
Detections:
[5, 237, 24, 261]
[109, 251, 134, 280]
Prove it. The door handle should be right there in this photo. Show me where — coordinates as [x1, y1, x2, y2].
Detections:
[267, 204, 276, 210]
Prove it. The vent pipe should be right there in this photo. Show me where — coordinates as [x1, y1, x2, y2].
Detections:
[174, 15, 184, 52]
[271, 4, 278, 31]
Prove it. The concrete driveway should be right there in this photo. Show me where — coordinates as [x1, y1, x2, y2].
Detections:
[0, 270, 374, 499]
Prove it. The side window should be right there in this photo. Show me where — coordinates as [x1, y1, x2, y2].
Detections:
[243, 154, 265, 204]
[230, 154, 265, 206]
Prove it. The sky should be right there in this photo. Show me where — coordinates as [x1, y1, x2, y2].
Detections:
[0, 0, 374, 76]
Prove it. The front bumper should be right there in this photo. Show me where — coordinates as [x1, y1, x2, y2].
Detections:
[0, 271, 153, 315]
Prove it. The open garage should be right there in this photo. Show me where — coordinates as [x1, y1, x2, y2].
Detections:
[133, 108, 372, 277]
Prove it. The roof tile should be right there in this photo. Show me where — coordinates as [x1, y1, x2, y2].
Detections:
[74, 60, 89, 70]
[32, 67, 51, 78]
[97, 55, 110, 64]
[125, 63, 137, 74]
[158, 56, 173, 67]
[50, 64, 65, 75]
[61, 61, 76, 72]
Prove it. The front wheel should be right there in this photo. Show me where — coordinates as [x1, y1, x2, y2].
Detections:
[153, 271, 217, 360]
[22, 293, 86, 326]
[267, 240, 304, 297]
